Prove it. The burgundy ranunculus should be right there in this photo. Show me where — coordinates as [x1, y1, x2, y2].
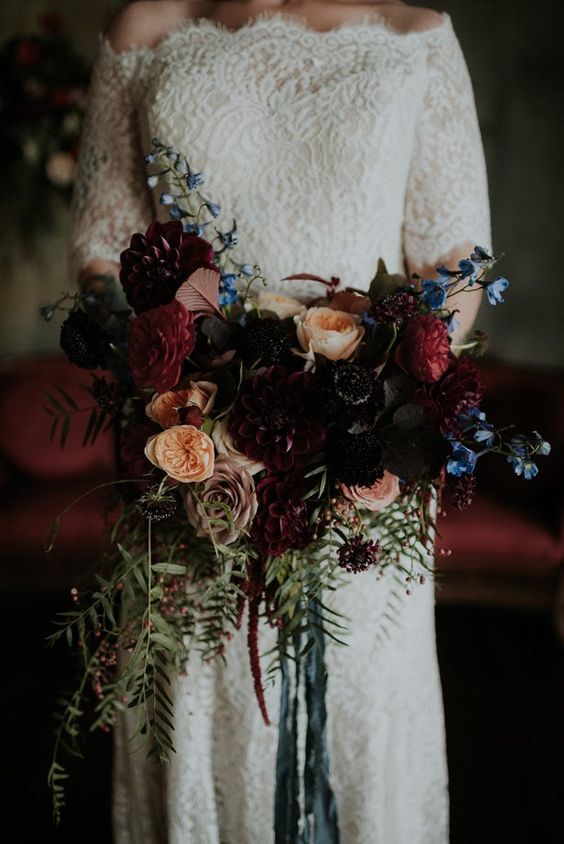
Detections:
[395, 314, 450, 383]
[120, 220, 217, 314]
[251, 474, 312, 558]
[120, 420, 160, 481]
[228, 365, 326, 472]
[128, 300, 195, 392]
[415, 355, 484, 434]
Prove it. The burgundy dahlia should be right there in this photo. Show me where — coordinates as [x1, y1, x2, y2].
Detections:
[120, 220, 217, 314]
[415, 355, 484, 435]
[251, 474, 312, 558]
[127, 300, 195, 392]
[338, 536, 381, 573]
[395, 314, 450, 383]
[229, 365, 326, 472]
[373, 289, 419, 326]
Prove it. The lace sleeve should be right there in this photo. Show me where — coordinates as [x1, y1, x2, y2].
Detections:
[69, 38, 153, 280]
[403, 20, 492, 270]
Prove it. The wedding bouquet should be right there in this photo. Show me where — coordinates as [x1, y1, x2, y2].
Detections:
[43, 139, 550, 822]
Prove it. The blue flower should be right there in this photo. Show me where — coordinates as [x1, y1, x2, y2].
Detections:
[436, 264, 458, 279]
[446, 442, 478, 476]
[220, 272, 238, 286]
[146, 175, 159, 189]
[168, 205, 183, 219]
[144, 152, 158, 165]
[219, 285, 238, 306]
[474, 423, 495, 449]
[443, 312, 460, 335]
[531, 431, 551, 456]
[238, 263, 254, 277]
[507, 454, 539, 479]
[183, 222, 210, 236]
[458, 258, 481, 284]
[421, 278, 448, 310]
[485, 277, 509, 306]
[458, 407, 486, 431]
[186, 171, 204, 190]
[471, 245, 493, 263]
[39, 305, 55, 321]
[217, 220, 239, 249]
[160, 192, 174, 206]
[360, 310, 378, 330]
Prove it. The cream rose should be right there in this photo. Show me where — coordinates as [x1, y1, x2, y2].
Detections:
[146, 381, 218, 429]
[184, 456, 258, 545]
[258, 290, 307, 320]
[340, 471, 401, 512]
[211, 417, 265, 475]
[145, 425, 215, 483]
[294, 307, 364, 361]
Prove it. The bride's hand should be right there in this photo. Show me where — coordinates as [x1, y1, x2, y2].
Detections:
[77, 258, 120, 294]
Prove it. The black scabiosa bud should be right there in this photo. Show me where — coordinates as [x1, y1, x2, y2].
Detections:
[338, 536, 381, 573]
[60, 309, 108, 369]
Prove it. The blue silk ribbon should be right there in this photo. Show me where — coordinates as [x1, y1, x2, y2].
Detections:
[274, 603, 340, 843]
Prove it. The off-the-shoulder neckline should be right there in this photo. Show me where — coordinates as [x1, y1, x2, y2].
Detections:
[100, 8, 453, 58]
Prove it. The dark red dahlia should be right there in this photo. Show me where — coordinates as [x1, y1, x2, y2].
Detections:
[128, 300, 195, 392]
[120, 220, 217, 314]
[251, 474, 312, 558]
[395, 314, 450, 383]
[373, 289, 419, 326]
[415, 355, 484, 435]
[338, 537, 381, 573]
[229, 365, 326, 472]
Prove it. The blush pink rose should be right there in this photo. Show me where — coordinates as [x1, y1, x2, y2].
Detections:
[340, 470, 401, 512]
[294, 307, 364, 361]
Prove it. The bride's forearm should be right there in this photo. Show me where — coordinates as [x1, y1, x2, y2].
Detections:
[407, 240, 482, 347]
[77, 258, 120, 293]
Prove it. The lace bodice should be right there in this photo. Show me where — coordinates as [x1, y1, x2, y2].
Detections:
[70, 10, 491, 299]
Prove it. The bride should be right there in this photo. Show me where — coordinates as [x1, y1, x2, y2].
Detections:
[70, 1, 492, 841]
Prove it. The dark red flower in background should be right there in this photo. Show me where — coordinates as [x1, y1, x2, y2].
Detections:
[120, 420, 160, 482]
[120, 220, 217, 314]
[395, 314, 450, 383]
[251, 474, 312, 558]
[415, 355, 484, 434]
[128, 300, 195, 392]
[14, 40, 40, 67]
[229, 365, 326, 472]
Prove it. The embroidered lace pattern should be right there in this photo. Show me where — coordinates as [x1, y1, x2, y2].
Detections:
[70, 12, 492, 842]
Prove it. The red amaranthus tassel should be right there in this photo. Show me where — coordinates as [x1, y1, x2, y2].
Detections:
[244, 559, 270, 726]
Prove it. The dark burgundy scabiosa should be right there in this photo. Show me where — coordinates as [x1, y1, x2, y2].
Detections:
[415, 355, 484, 435]
[447, 473, 477, 511]
[236, 318, 292, 367]
[250, 474, 312, 558]
[119, 220, 217, 314]
[136, 487, 177, 522]
[91, 375, 125, 416]
[373, 289, 419, 326]
[329, 429, 384, 488]
[127, 300, 196, 392]
[338, 536, 381, 573]
[229, 365, 326, 472]
[60, 308, 108, 369]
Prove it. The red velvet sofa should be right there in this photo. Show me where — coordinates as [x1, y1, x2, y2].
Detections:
[0, 354, 562, 630]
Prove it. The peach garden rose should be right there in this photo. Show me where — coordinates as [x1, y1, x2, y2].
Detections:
[146, 381, 218, 429]
[294, 306, 364, 361]
[340, 470, 401, 512]
[145, 425, 215, 483]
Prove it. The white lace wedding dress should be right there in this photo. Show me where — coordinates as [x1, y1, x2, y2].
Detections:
[70, 10, 491, 843]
